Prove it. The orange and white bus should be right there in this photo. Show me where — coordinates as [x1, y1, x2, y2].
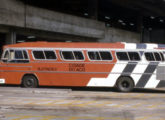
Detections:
[0, 41, 165, 92]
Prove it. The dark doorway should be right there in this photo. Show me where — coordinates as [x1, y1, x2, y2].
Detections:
[0, 33, 6, 57]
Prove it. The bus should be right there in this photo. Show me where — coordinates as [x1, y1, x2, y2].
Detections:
[0, 41, 165, 92]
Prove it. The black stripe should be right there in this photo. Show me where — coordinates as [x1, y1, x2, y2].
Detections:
[157, 81, 165, 88]
[122, 62, 137, 76]
[136, 62, 159, 88]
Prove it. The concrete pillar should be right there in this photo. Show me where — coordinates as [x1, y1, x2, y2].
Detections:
[88, 0, 98, 20]
[6, 31, 16, 44]
[137, 15, 144, 43]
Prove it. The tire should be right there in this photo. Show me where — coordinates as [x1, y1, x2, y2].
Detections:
[116, 77, 134, 92]
[22, 75, 38, 88]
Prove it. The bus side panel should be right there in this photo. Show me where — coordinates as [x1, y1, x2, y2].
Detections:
[36, 72, 108, 86]
[0, 64, 31, 85]
[32, 51, 117, 87]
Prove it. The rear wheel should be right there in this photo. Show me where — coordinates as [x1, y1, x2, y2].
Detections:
[116, 77, 134, 92]
[22, 75, 38, 88]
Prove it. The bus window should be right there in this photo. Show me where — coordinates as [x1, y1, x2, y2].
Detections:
[23, 50, 28, 59]
[116, 52, 129, 61]
[61, 51, 74, 60]
[154, 52, 161, 61]
[145, 52, 155, 61]
[14, 50, 29, 63]
[33, 51, 45, 60]
[44, 51, 56, 60]
[160, 52, 165, 61]
[2, 49, 29, 63]
[88, 51, 101, 60]
[15, 50, 24, 60]
[128, 52, 141, 61]
[100, 51, 112, 61]
[2, 50, 9, 62]
[74, 51, 84, 60]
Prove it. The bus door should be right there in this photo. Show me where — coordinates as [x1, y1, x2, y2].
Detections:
[1, 49, 30, 84]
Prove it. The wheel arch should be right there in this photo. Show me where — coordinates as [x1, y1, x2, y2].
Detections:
[116, 75, 135, 87]
[21, 73, 39, 86]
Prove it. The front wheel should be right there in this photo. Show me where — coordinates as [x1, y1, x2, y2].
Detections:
[22, 75, 38, 88]
[116, 77, 134, 92]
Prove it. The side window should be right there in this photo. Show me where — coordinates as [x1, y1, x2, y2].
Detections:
[15, 50, 24, 59]
[33, 51, 45, 59]
[3, 50, 9, 60]
[100, 51, 112, 60]
[160, 52, 165, 61]
[88, 51, 101, 60]
[145, 52, 155, 61]
[116, 52, 129, 61]
[154, 52, 161, 61]
[23, 50, 28, 59]
[74, 51, 84, 60]
[2, 49, 29, 63]
[60, 51, 84, 61]
[128, 52, 141, 61]
[44, 51, 56, 60]
[61, 51, 74, 60]
[2, 50, 9, 62]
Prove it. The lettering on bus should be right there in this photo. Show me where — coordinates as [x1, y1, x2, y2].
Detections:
[37, 67, 57, 71]
[69, 63, 85, 72]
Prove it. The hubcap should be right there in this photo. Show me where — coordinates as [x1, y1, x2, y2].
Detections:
[26, 79, 33, 86]
[122, 81, 129, 88]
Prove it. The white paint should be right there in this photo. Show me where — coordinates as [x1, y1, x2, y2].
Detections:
[146, 44, 158, 49]
[124, 43, 136, 49]
[145, 71, 159, 88]
[87, 62, 127, 87]
[0, 79, 5, 84]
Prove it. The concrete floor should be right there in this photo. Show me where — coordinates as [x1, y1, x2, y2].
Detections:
[0, 87, 165, 120]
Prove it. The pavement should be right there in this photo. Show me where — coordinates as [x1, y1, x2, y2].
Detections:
[0, 86, 165, 120]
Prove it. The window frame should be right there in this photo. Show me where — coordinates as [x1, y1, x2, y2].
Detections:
[116, 51, 141, 61]
[87, 50, 113, 61]
[60, 50, 85, 61]
[153, 52, 162, 61]
[116, 51, 130, 61]
[32, 49, 57, 61]
[144, 51, 165, 62]
[32, 50, 45, 60]
[44, 50, 57, 60]
[1, 48, 29, 63]
[160, 52, 165, 61]
[128, 51, 141, 61]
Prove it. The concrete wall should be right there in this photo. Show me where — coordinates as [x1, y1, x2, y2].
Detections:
[100, 28, 140, 43]
[0, 0, 141, 44]
[0, 0, 105, 39]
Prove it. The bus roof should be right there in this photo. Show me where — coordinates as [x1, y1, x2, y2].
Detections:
[3, 42, 165, 50]
[3, 42, 125, 49]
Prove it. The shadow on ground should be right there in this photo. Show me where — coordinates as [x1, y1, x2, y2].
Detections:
[1, 84, 165, 94]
